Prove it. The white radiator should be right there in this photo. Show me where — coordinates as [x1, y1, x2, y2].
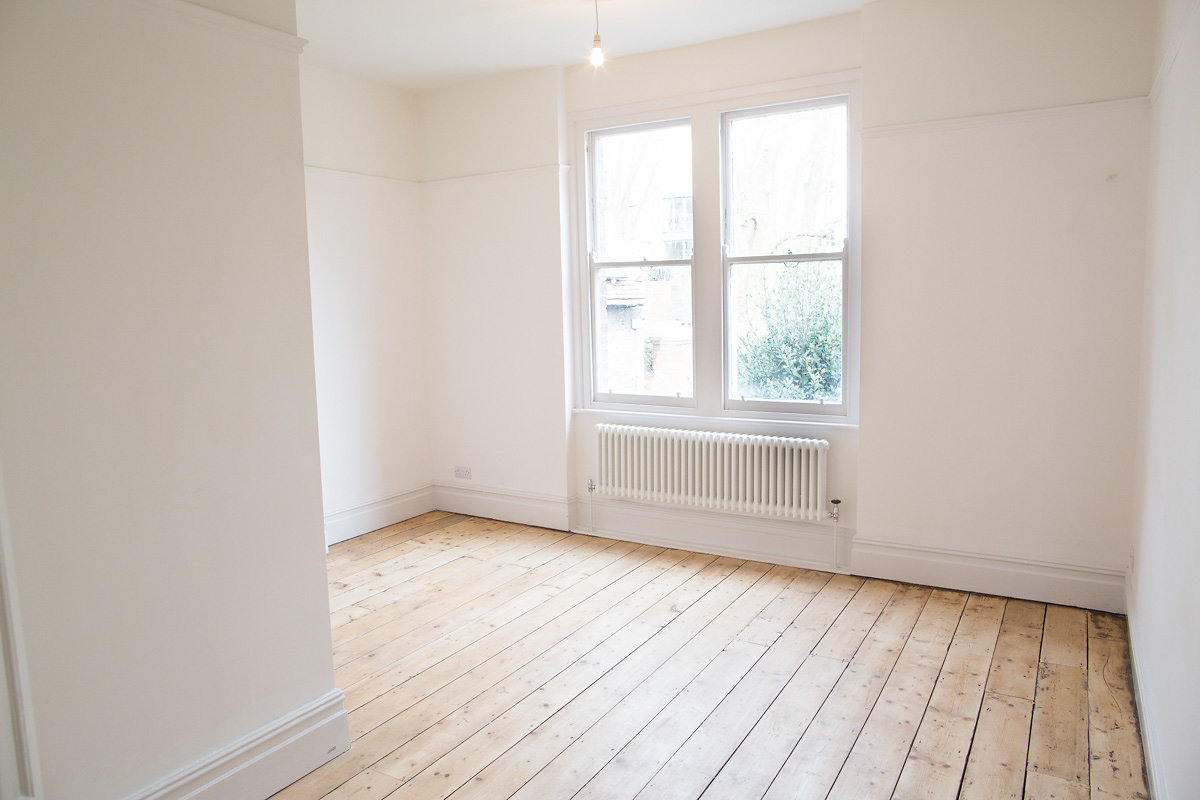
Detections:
[596, 424, 829, 521]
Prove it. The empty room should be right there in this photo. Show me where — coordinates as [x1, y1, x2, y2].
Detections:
[0, 1, 1196, 799]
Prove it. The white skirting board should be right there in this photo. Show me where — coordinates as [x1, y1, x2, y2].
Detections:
[323, 483, 569, 548]
[323, 487, 437, 547]
[1125, 586, 1164, 800]
[852, 537, 1126, 613]
[432, 482, 570, 532]
[568, 495, 1126, 613]
[571, 496, 851, 574]
[124, 689, 349, 800]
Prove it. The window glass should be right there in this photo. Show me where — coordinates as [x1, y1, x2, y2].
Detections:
[591, 123, 693, 262]
[727, 103, 847, 257]
[593, 265, 693, 398]
[729, 259, 842, 403]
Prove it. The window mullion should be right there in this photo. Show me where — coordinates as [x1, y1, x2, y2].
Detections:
[691, 106, 724, 417]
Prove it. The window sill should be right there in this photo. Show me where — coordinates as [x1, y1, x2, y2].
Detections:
[573, 405, 859, 434]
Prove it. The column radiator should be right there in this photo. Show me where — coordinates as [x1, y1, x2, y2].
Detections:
[596, 424, 829, 521]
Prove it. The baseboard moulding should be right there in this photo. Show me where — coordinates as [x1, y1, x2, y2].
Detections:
[432, 482, 570, 531]
[124, 689, 349, 800]
[324, 486, 437, 547]
[566, 494, 1125, 613]
[325, 483, 570, 549]
[569, 496, 851, 574]
[1124, 583, 1164, 799]
[851, 536, 1126, 613]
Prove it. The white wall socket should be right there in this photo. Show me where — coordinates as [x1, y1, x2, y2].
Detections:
[453, 465, 472, 479]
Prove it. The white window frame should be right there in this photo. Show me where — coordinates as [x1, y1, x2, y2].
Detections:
[722, 96, 851, 417]
[586, 117, 697, 408]
[569, 73, 862, 428]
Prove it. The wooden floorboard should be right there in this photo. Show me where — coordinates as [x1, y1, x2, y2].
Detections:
[270, 515, 1149, 800]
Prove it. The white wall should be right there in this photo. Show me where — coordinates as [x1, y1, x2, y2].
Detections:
[422, 169, 571, 524]
[305, 170, 433, 542]
[853, 0, 1153, 610]
[418, 69, 572, 529]
[300, 65, 434, 544]
[861, 0, 1156, 127]
[417, 68, 566, 180]
[301, 64, 420, 182]
[0, 2, 346, 798]
[564, 13, 862, 113]
[855, 103, 1148, 607]
[1128, 2, 1200, 796]
[300, 66, 573, 535]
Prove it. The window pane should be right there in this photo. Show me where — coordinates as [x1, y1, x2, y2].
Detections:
[592, 123, 693, 262]
[727, 103, 846, 257]
[730, 260, 842, 403]
[594, 265, 693, 398]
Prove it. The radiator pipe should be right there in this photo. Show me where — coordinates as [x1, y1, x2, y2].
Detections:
[828, 498, 842, 571]
[587, 478, 596, 535]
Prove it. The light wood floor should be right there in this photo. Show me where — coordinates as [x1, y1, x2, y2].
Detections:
[271, 512, 1148, 800]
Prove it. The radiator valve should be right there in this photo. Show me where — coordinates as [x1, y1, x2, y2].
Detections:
[587, 479, 596, 494]
[827, 498, 841, 521]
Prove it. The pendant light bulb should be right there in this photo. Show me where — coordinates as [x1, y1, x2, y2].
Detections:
[589, 0, 605, 66]
[590, 34, 605, 66]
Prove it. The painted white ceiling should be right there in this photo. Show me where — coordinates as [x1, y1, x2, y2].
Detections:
[296, 0, 864, 88]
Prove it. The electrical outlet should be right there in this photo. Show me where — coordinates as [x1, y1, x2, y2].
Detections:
[453, 465, 471, 479]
